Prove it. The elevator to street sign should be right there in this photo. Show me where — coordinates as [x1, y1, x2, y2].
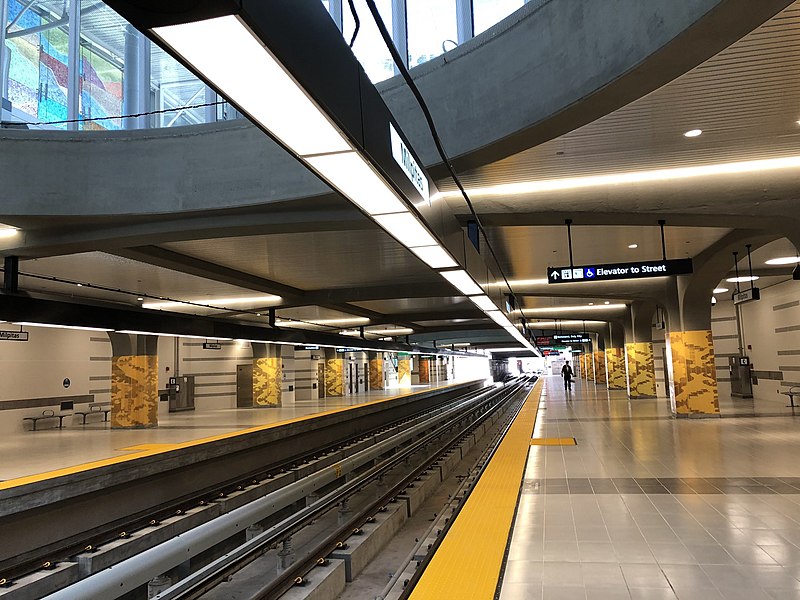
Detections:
[546, 258, 693, 284]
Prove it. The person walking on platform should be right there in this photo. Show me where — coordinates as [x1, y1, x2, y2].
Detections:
[561, 361, 574, 392]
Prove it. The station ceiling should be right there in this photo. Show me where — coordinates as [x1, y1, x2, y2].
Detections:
[4, 1, 800, 352]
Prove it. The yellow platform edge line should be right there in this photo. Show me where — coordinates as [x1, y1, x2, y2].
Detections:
[408, 378, 544, 600]
[530, 437, 577, 446]
[0, 381, 471, 492]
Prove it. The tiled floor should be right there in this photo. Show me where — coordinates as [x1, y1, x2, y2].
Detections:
[499, 376, 800, 600]
[0, 382, 453, 482]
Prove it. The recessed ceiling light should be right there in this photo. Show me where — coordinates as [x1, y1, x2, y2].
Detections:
[684, 129, 702, 138]
[765, 256, 800, 265]
[77, 283, 83, 287]
[588, 302, 594, 306]
[137, 297, 144, 301]
[604, 301, 610, 305]
[712, 288, 729, 294]
[628, 244, 638, 249]
[726, 276, 759, 283]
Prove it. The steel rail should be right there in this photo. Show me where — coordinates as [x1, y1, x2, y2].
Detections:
[249, 378, 533, 600]
[43, 382, 513, 600]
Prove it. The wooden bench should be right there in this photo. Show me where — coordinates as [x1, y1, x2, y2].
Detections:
[74, 403, 112, 424]
[783, 386, 800, 408]
[23, 409, 72, 431]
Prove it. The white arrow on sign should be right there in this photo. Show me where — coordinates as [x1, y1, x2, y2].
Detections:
[550, 271, 560, 280]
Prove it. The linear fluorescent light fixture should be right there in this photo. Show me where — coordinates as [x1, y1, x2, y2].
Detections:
[14, 322, 113, 332]
[275, 317, 370, 327]
[486, 311, 514, 328]
[0, 228, 18, 239]
[373, 212, 438, 248]
[142, 295, 282, 310]
[409, 245, 458, 269]
[435, 155, 800, 199]
[765, 256, 800, 265]
[522, 304, 627, 314]
[441, 270, 484, 297]
[726, 276, 759, 283]
[470, 295, 499, 312]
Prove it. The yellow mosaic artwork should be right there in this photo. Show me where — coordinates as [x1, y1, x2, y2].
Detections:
[605, 348, 627, 390]
[253, 357, 282, 407]
[418, 358, 430, 384]
[325, 358, 344, 397]
[594, 351, 607, 385]
[667, 330, 719, 416]
[368, 357, 384, 390]
[111, 354, 158, 429]
[398, 358, 411, 388]
[625, 342, 657, 398]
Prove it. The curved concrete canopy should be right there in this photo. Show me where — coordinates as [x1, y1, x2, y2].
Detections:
[0, 0, 790, 220]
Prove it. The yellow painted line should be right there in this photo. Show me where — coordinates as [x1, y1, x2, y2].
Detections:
[408, 379, 543, 600]
[531, 437, 577, 446]
[0, 381, 469, 492]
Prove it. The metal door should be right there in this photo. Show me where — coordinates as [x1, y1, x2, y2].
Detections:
[236, 364, 253, 407]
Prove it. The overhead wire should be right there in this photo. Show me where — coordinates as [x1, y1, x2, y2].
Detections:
[361, 0, 523, 316]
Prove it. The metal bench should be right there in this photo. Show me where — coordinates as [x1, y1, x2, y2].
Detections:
[23, 409, 72, 431]
[783, 386, 800, 408]
[74, 403, 112, 424]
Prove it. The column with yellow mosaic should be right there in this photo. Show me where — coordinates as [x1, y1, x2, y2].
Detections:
[418, 357, 430, 384]
[253, 357, 282, 407]
[111, 354, 158, 428]
[368, 353, 384, 390]
[398, 356, 411, 388]
[667, 330, 719, 417]
[325, 355, 345, 397]
[626, 342, 657, 398]
[585, 352, 594, 381]
[605, 348, 626, 390]
[593, 350, 607, 386]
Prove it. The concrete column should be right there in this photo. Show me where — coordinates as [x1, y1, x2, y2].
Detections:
[605, 322, 627, 390]
[108, 333, 158, 429]
[594, 335, 607, 387]
[398, 355, 411, 388]
[252, 343, 282, 407]
[323, 348, 344, 397]
[626, 301, 657, 399]
[368, 352, 384, 390]
[418, 357, 430, 384]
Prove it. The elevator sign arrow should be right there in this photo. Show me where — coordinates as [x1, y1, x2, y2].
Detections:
[546, 259, 693, 284]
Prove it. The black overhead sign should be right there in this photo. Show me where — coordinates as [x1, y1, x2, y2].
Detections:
[547, 259, 693, 284]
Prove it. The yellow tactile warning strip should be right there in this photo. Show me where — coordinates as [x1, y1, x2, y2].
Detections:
[0, 381, 470, 492]
[531, 437, 577, 446]
[408, 379, 544, 600]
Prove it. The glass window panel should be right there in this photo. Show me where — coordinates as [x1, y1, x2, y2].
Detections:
[407, 0, 457, 67]
[5, 0, 71, 128]
[342, 0, 394, 83]
[78, 1, 125, 130]
[151, 44, 207, 128]
[473, 0, 524, 36]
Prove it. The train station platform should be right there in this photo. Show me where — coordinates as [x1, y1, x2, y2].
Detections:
[410, 375, 800, 600]
[0, 381, 467, 487]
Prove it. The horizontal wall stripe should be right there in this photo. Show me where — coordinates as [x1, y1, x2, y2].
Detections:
[774, 300, 800, 311]
[780, 366, 800, 372]
[194, 382, 235, 388]
[752, 371, 783, 380]
[88, 388, 111, 394]
[778, 350, 800, 356]
[182, 357, 251, 362]
[717, 377, 732, 382]
[89, 375, 111, 381]
[712, 335, 739, 340]
[182, 372, 236, 377]
[0, 395, 94, 411]
[195, 392, 236, 398]
[716, 353, 741, 358]
[781, 381, 800, 387]
[89, 337, 111, 343]
[776, 325, 800, 334]
[89, 356, 112, 362]
[181, 342, 238, 347]
[711, 316, 736, 323]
